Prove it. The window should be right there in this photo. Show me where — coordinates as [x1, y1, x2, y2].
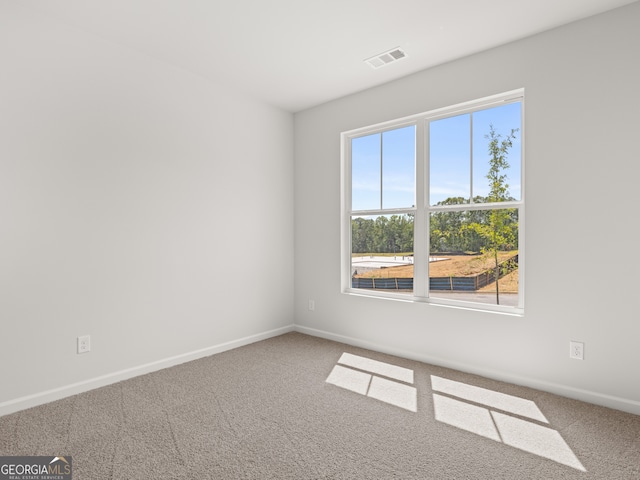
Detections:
[342, 90, 524, 314]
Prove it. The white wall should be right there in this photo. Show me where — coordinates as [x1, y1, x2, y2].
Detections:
[294, 3, 640, 414]
[0, 8, 294, 414]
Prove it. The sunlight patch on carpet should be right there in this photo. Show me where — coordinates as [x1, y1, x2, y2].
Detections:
[492, 411, 586, 471]
[326, 353, 417, 412]
[326, 364, 371, 395]
[338, 352, 414, 384]
[433, 394, 501, 441]
[368, 376, 417, 412]
[431, 375, 586, 472]
[431, 376, 548, 423]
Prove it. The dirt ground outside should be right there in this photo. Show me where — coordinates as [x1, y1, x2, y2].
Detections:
[354, 252, 518, 293]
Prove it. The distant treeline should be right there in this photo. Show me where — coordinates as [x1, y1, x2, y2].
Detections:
[351, 196, 518, 254]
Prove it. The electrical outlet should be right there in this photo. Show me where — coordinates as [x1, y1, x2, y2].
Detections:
[77, 335, 91, 354]
[308, 299, 315, 311]
[569, 341, 584, 360]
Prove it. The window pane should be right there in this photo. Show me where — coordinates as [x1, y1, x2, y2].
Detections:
[429, 114, 471, 206]
[429, 209, 518, 307]
[472, 103, 522, 202]
[352, 133, 381, 211]
[382, 125, 415, 209]
[351, 214, 414, 294]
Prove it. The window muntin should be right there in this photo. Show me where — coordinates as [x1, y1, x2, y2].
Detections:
[343, 90, 524, 314]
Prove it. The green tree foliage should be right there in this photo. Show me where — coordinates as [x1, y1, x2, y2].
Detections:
[464, 124, 519, 304]
[351, 215, 413, 254]
[352, 201, 518, 255]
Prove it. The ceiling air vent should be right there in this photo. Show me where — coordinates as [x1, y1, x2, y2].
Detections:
[364, 47, 407, 69]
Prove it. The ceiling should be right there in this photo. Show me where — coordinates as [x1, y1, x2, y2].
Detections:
[12, 0, 638, 112]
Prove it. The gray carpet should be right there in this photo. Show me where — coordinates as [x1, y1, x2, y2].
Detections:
[1, 332, 639, 479]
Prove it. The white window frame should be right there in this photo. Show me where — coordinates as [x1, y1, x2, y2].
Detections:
[341, 89, 525, 315]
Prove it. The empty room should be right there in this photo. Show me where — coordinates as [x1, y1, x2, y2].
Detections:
[1, 1, 639, 478]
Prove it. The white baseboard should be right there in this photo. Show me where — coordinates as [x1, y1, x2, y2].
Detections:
[0, 324, 295, 417]
[295, 325, 640, 416]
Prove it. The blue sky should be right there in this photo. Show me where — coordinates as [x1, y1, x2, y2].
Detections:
[351, 102, 522, 210]
[352, 125, 415, 211]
